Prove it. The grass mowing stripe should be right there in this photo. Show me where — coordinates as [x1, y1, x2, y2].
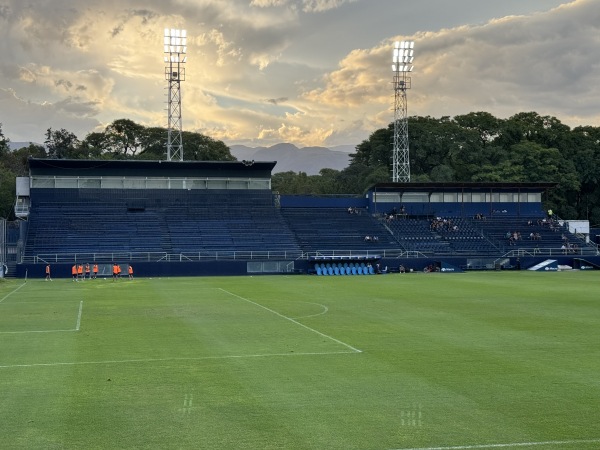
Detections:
[0, 350, 359, 369]
[393, 437, 600, 449]
[219, 287, 363, 353]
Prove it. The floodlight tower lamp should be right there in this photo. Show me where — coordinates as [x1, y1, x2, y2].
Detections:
[164, 28, 187, 162]
[392, 40, 414, 183]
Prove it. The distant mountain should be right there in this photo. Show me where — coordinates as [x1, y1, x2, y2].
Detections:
[229, 143, 352, 175]
[9, 142, 39, 150]
[8, 141, 354, 175]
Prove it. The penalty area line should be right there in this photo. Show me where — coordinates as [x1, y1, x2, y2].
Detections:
[76, 300, 83, 331]
[0, 282, 27, 304]
[0, 350, 360, 369]
[392, 437, 600, 450]
[219, 288, 362, 353]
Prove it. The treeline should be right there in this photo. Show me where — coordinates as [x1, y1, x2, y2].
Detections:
[2, 111, 600, 223]
[0, 119, 235, 218]
[273, 111, 600, 225]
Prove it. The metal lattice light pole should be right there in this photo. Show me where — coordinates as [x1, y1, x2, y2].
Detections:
[392, 40, 414, 182]
[164, 28, 187, 161]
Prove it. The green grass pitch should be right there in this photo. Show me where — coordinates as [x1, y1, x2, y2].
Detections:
[1, 272, 599, 450]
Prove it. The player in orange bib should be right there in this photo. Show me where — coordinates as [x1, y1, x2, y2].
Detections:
[128, 265, 133, 280]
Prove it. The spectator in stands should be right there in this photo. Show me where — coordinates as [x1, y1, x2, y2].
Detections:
[71, 264, 78, 282]
[128, 265, 134, 280]
[45, 264, 52, 281]
[92, 263, 98, 279]
[364, 235, 371, 242]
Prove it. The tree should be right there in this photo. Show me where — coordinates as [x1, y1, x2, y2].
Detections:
[0, 166, 16, 219]
[137, 127, 167, 160]
[79, 132, 110, 159]
[45, 128, 80, 159]
[104, 119, 145, 157]
[0, 123, 9, 157]
[182, 132, 236, 161]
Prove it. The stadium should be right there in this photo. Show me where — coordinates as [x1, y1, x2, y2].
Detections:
[2, 158, 600, 449]
[2, 156, 599, 279]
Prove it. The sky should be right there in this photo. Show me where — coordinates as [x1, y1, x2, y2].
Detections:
[0, 0, 598, 150]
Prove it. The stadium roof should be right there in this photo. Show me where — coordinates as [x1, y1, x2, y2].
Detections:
[27, 158, 277, 178]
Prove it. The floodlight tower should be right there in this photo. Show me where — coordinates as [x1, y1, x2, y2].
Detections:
[392, 40, 414, 182]
[164, 28, 187, 161]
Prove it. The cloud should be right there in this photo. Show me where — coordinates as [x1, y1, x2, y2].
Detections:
[1, 0, 599, 149]
[301, 0, 357, 13]
[265, 97, 289, 105]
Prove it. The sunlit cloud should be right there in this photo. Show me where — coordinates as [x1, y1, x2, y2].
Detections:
[0, 0, 597, 150]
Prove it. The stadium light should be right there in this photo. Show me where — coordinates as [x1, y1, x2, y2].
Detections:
[164, 28, 187, 162]
[391, 40, 414, 183]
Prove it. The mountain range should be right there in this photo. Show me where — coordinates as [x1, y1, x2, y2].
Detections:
[229, 143, 353, 175]
[9, 141, 355, 175]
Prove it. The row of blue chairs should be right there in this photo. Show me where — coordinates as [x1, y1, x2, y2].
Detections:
[314, 262, 375, 275]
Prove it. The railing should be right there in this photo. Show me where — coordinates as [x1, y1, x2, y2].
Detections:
[23, 248, 428, 264]
[503, 247, 600, 258]
[21, 245, 600, 265]
[22, 251, 305, 264]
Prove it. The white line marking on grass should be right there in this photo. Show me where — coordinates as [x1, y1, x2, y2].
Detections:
[76, 300, 83, 331]
[0, 329, 78, 334]
[392, 437, 600, 450]
[219, 288, 362, 353]
[292, 302, 329, 319]
[0, 350, 359, 369]
[0, 282, 27, 303]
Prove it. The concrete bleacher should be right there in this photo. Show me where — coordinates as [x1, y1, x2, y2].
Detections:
[469, 216, 570, 253]
[23, 186, 592, 261]
[24, 189, 302, 257]
[280, 207, 399, 252]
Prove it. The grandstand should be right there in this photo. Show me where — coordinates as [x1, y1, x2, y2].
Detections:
[3, 158, 599, 278]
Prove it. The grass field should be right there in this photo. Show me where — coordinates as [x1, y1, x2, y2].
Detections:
[1, 271, 599, 450]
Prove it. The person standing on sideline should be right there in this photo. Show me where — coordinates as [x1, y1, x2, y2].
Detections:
[92, 263, 98, 279]
[71, 264, 78, 282]
[128, 264, 134, 280]
[45, 264, 52, 281]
